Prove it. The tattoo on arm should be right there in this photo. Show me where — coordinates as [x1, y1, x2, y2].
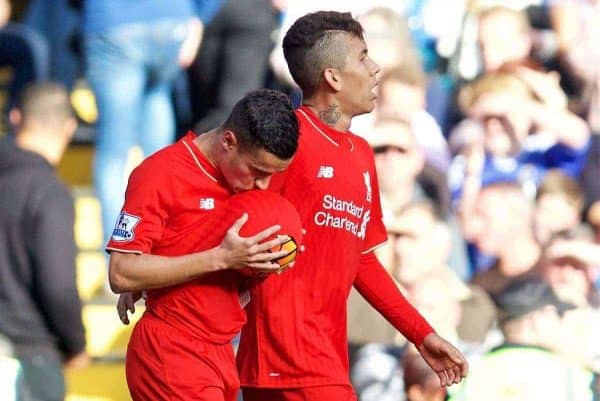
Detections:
[319, 105, 342, 126]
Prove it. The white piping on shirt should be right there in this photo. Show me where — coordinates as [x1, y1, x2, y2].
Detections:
[105, 247, 143, 255]
[361, 239, 388, 255]
[182, 139, 218, 182]
[297, 109, 339, 147]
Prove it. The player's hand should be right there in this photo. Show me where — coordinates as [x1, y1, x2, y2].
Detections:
[219, 214, 292, 272]
[117, 291, 143, 325]
[417, 332, 468, 387]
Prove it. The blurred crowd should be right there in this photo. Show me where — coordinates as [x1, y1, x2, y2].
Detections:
[2, 0, 600, 400]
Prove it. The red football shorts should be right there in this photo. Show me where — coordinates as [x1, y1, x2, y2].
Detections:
[242, 385, 357, 401]
[125, 312, 239, 401]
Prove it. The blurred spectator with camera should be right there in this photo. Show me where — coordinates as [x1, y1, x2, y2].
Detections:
[450, 71, 589, 203]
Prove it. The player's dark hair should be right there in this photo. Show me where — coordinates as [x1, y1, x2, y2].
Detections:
[283, 11, 364, 97]
[223, 89, 299, 159]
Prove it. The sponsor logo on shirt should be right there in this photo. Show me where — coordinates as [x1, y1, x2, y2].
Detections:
[111, 212, 140, 242]
[363, 171, 372, 202]
[200, 198, 215, 210]
[313, 194, 370, 239]
[316, 166, 334, 179]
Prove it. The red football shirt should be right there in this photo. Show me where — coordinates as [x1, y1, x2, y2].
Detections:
[237, 107, 388, 386]
[106, 132, 248, 344]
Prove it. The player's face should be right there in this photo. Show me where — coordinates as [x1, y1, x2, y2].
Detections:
[222, 145, 291, 193]
[337, 35, 380, 117]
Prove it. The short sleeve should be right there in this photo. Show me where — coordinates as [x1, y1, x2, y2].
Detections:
[105, 163, 170, 254]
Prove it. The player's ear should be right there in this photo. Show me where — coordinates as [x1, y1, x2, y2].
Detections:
[323, 68, 343, 92]
[221, 130, 239, 152]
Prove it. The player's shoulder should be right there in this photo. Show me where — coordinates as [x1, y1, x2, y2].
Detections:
[129, 142, 181, 183]
[347, 131, 374, 155]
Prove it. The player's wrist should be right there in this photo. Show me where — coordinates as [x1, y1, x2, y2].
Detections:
[201, 247, 230, 273]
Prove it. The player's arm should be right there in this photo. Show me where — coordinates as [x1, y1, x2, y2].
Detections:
[354, 252, 468, 386]
[354, 251, 434, 345]
[109, 214, 290, 293]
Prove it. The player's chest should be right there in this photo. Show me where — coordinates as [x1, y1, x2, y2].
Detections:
[293, 144, 374, 206]
[166, 176, 230, 230]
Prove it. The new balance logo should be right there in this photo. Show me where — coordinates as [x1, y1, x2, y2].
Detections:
[317, 166, 334, 178]
[200, 198, 215, 210]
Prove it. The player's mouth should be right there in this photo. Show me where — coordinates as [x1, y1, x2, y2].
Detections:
[370, 81, 379, 99]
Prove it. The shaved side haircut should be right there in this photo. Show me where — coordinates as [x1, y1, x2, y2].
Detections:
[283, 11, 364, 97]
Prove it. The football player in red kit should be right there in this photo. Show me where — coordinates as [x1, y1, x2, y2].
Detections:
[236, 12, 468, 401]
[106, 89, 299, 401]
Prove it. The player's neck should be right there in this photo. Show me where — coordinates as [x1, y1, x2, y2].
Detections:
[193, 129, 219, 167]
[303, 98, 352, 132]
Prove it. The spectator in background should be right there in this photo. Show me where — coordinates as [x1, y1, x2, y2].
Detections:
[0, 82, 88, 401]
[354, 64, 451, 173]
[23, 0, 80, 90]
[0, 0, 49, 135]
[580, 127, 600, 244]
[378, 67, 449, 172]
[82, 0, 215, 246]
[450, 72, 589, 221]
[190, 0, 282, 131]
[450, 70, 589, 274]
[357, 7, 421, 75]
[447, 4, 558, 135]
[541, 234, 600, 308]
[403, 347, 447, 401]
[370, 120, 452, 221]
[464, 182, 541, 296]
[0, 334, 31, 401]
[477, 6, 535, 75]
[389, 201, 494, 347]
[369, 121, 469, 279]
[351, 7, 451, 164]
[589, 201, 600, 244]
[350, 202, 485, 401]
[533, 169, 585, 245]
[538, 234, 600, 372]
[449, 277, 599, 401]
[550, 0, 600, 133]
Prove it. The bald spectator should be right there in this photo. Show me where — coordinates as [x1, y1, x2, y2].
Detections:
[0, 82, 87, 401]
